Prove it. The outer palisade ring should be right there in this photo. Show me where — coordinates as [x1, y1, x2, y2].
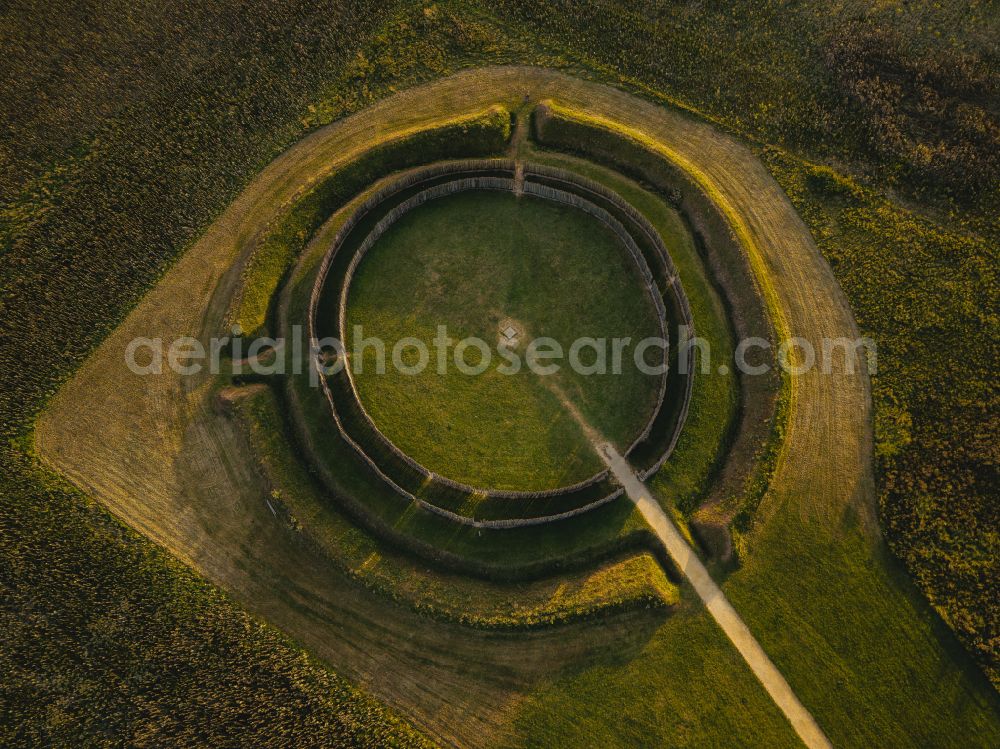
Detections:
[302, 158, 694, 527]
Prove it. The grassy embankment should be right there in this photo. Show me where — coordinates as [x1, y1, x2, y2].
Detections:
[270, 161, 692, 583]
[20, 52, 1000, 749]
[273, 123, 737, 577]
[249, 124, 674, 593]
[231, 136, 745, 622]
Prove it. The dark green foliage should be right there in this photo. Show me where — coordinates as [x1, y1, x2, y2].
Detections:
[1, 0, 393, 431]
[823, 20, 1000, 201]
[1, 0, 998, 741]
[490, 0, 999, 207]
[0, 0, 482, 743]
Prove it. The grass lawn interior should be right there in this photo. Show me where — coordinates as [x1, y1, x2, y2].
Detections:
[343, 189, 664, 491]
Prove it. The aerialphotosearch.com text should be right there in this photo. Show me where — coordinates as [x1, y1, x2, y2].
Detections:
[124, 324, 876, 383]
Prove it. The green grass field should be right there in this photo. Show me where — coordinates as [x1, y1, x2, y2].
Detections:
[31, 68, 1000, 748]
[345, 189, 662, 490]
[281, 173, 660, 572]
[5, 2, 998, 745]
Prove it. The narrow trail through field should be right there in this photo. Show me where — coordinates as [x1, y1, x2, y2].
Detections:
[601, 444, 832, 749]
[550, 376, 832, 749]
[546, 372, 832, 749]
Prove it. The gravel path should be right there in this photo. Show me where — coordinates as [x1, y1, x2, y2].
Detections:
[601, 443, 832, 749]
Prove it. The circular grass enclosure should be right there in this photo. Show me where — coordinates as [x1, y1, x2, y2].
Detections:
[341, 189, 665, 492]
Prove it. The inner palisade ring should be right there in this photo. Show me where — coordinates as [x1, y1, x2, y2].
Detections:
[317, 163, 679, 498]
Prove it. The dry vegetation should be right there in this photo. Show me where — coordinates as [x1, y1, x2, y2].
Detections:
[2, 0, 998, 744]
